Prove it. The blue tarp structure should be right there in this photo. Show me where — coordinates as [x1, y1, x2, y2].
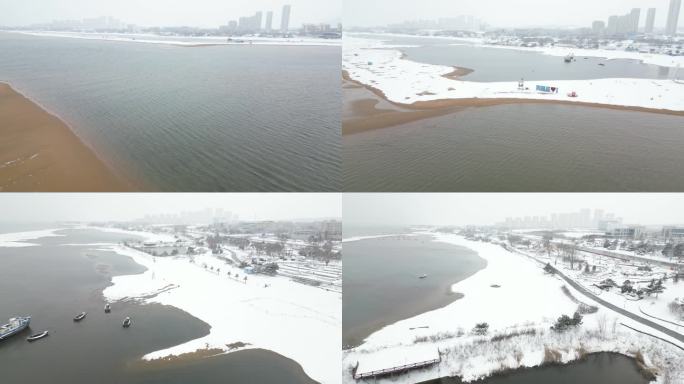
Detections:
[536, 85, 558, 93]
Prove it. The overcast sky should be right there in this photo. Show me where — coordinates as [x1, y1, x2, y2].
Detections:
[345, 0, 680, 28]
[0, 0, 340, 28]
[344, 194, 684, 227]
[0, 193, 340, 223]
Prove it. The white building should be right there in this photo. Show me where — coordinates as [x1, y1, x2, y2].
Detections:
[666, 0, 682, 36]
[281, 4, 292, 32]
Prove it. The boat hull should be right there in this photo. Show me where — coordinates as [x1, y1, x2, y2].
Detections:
[0, 317, 31, 341]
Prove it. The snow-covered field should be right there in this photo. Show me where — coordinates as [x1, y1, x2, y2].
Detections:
[343, 35, 684, 111]
[343, 233, 684, 383]
[101, 243, 341, 384]
[0, 228, 65, 247]
[11, 31, 341, 47]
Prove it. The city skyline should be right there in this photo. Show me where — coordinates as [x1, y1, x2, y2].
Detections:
[343, 194, 684, 227]
[0, 193, 341, 223]
[0, 0, 340, 29]
[344, 0, 682, 30]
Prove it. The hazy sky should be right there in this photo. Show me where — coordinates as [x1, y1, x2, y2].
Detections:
[344, 194, 684, 226]
[0, 193, 340, 223]
[0, 0, 341, 28]
[345, 0, 680, 28]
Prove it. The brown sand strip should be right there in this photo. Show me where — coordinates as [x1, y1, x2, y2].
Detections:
[342, 70, 684, 135]
[0, 82, 135, 191]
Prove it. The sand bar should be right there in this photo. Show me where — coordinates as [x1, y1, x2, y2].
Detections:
[0, 82, 134, 191]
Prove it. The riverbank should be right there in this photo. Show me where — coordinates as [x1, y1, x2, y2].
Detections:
[101, 236, 341, 384]
[342, 36, 684, 122]
[343, 234, 484, 349]
[0, 83, 134, 191]
[11, 31, 341, 47]
[342, 233, 684, 383]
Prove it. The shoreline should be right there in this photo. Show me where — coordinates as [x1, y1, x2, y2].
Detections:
[0, 82, 137, 191]
[102, 239, 341, 384]
[342, 70, 684, 136]
[343, 234, 483, 350]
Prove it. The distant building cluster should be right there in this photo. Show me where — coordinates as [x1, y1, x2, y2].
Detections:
[219, 4, 340, 38]
[591, 0, 681, 37]
[138, 208, 238, 224]
[499, 209, 621, 230]
[386, 15, 484, 32]
[26, 16, 133, 32]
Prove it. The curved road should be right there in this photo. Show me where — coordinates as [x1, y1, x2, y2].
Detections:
[547, 263, 684, 344]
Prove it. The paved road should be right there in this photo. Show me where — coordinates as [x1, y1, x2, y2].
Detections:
[546, 263, 684, 344]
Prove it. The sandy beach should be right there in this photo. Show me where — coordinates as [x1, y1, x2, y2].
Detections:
[342, 69, 684, 136]
[0, 82, 134, 191]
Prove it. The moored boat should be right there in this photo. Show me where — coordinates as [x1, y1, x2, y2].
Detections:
[122, 317, 132, 328]
[0, 316, 31, 341]
[73, 312, 87, 322]
[27, 330, 49, 342]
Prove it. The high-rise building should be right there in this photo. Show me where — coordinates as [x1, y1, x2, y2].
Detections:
[617, 14, 631, 34]
[606, 15, 619, 35]
[592, 20, 605, 35]
[666, 0, 682, 36]
[281, 4, 291, 32]
[254, 11, 263, 31]
[265, 11, 273, 31]
[629, 8, 641, 33]
[645, 8, 656, 33]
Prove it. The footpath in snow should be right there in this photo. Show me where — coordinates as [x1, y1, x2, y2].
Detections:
[343, 36, 684, 112]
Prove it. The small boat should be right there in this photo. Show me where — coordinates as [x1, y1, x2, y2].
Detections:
[122, 317, 132, 328]
[27, 330, 49, 342]
[0, 316, 31, 341]
[419, 274, 428, 279]
[104, 304, 111, 313]
[564, 53, 574, 63]
[73, 312, 87, 322]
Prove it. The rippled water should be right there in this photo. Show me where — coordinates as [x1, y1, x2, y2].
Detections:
[0, 32, 340, 191]
[344, 103, 684, 192]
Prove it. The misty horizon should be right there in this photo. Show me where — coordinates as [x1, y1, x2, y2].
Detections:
[0, 0, 341, 29]
[344, 0, 682, 29]
[0, 193, 341, 223]
[343, 194, 684, 227]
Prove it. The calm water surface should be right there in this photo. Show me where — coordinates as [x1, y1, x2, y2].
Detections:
[0, 227, 316, 383]
[0, 32, 340, 191]
[343, 235, 486, 348]
[344, 102, 684, 192]
[357, 34, 678, 81]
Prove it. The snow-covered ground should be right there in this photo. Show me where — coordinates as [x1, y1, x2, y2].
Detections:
[343, 35, 684, 111]
[519, 245, 684, 333]
[343, 234, 410, 243]
[343, 233, 684, 383]
[0, 228, 65, 247]
[11, 31, 341, 47]
[102, 243, 341, 384]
